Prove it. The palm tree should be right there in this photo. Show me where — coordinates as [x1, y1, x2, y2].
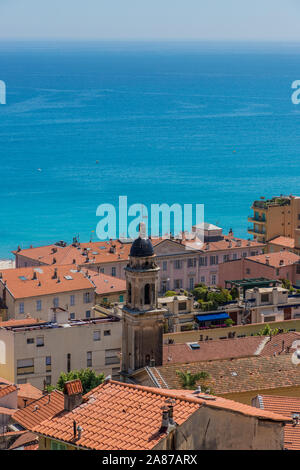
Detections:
[176, 369, 210, 391]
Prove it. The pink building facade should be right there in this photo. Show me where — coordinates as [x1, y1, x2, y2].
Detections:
[218, 252, 300, 288]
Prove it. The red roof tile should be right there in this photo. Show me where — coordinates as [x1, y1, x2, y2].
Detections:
[8, 431, 39, 450]
[84, 270, 126, 295]
[156, 353, 300, 395]
[17, 383, 43, 401]
[0, 384, 17, 398]
[0, 265, 94, 299]
[0, 318, 43, 328]
[255, 395, 300, 450]
[32, 380, 290, 450]
[268, 237, 295, 249]
[13, 390, 64, 429]
[246, 251, 300, 268]
[163, 336, 264, 364]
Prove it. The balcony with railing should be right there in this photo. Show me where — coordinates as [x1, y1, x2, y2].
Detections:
[248, 215, 266, 224]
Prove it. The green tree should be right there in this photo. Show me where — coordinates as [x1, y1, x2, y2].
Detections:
[164, 290, 177, 297]
[54, 368, 105, 394]
[176, 369, 210, 391]
[192, 286, 208, 301]
[224, 318, 234, 327]
[281, 279, 291, 290]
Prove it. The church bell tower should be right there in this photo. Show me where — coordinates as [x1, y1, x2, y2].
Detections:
[122, 227, 166, 374]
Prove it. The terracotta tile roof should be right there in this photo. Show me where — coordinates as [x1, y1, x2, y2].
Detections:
[268, 236, 295, 249]
[0, 318, 43, 328]
[84, 270, 126, 295]
[259, 332, 300, 357]
[17, 383, 43, 401]
[0, 384, 17, 398]
[15, 240, 133, 267]
[255, 395, 300, 450]
[8, 431, 39, 450]
[246, 251, 300, 268]
[163, 389, 290, 422]
[156, 353, 300, 395]
[32, 381, 290, 450]
[32, 380, 200, 450]
[163, 336, 264, 364]
[0, 265, 94, 299]
[63, 379, 83, 396]
[13, 390, 64, 430]
[183, 234, 264, 252]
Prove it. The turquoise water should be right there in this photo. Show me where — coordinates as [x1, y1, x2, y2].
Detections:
[0, 41, 300, 258]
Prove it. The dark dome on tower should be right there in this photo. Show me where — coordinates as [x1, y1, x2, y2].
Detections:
[130, 236, 154, 258]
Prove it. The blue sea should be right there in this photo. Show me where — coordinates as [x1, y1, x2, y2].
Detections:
[0, 41, 300, 259]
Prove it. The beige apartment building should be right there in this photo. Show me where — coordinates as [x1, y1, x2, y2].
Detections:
[248, 195, 300, 246]
[158, 294, 195, 332]
[0, 313, 122, 390]
[0, 265, 95, 321]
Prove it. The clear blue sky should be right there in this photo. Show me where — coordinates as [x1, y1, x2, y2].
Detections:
[0, 0, 300, 41]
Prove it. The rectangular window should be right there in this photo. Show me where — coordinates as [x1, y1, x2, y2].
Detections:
[187, 258, 196, 267]
[242, 252, 247, 258]
[45, 376, 51, 386]
[211, 274, 216, 285]
[104, 330, 111, 336]
[19, 302, 24, 314]
[111, 267, 116, 277]
[36, 336, 44, 347]
[261, 294, 269, 303]
[189, 277, 194, 290]
[162, 261, 167, 271]
[46, 356, 51, 372]
[246, 268, 251, 275]
[210, 256, 218, 265]
[70, 295, 75, 306]
[174, 260, 183, 270]
[87, 351, 92, 367]
[105, 349, 121, 365]
[223, 255, 230, 263]
[27, 338, 34, 344]
[119, 295, 124, 302]
[53, 297, 59, 308]
[200, 276, 205, 284]
[17, 358, 34, 375]
[178, 302, 187, 311]
[99, 268, 104, 273]
[67, 354, 71, 373]
[46, 356, 51, 365]
[70, 313, 75, 320]
[174, 279, 182, 289]
[86, 310, 91, 318]
[36, 300, 42, 311]
[199, 257, 207, 266]
[233, 253, 237, 260]
[93, 330, 101, 341]
[83, 292, 91, 303]
[103, 298, 108, 303]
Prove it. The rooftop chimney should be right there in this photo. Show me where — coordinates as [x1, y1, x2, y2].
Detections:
[159, 405, 170, 433]
[63, 379, 83, 411]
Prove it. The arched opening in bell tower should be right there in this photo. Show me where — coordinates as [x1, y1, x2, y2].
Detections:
[144, 283, 150, 304]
